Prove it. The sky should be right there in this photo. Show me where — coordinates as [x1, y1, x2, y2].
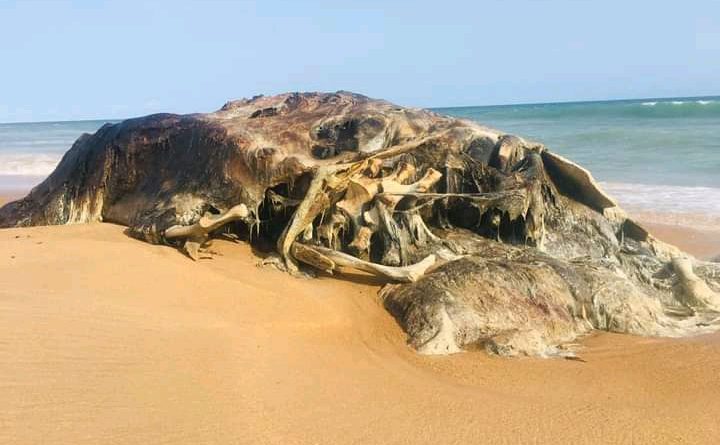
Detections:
[0, 0, 718, 122]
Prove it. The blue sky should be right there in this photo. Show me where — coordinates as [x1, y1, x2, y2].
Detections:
[0, 0, 718, 122]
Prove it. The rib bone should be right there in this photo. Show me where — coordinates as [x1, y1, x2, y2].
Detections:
[292, 243, 437, 282]
[378, 168, 442, 209]
[278, 133, 447, 271]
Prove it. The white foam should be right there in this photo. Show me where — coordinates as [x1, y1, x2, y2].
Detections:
[0, 153, 61, 176]
[600, 181, 720, 217]
[641, 100, 715, 107]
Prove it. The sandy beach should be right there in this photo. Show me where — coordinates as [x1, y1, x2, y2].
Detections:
[2, 192, 720, 444]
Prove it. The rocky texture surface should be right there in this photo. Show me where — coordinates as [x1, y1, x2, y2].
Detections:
[2, 91, 719, 356]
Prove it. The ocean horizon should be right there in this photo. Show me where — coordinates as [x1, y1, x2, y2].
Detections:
[2, 95, 719, 225]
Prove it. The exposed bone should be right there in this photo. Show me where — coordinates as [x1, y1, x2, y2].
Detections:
[290, 243, 336, 273]
[278, 132, 449, 271]
[165, 204, 250, 240]
[336, 162, 416, 219]
[406, 213, 442, 244]
[378, 168, 442, 208]
[672, 257, 720, 310]
[380, 191, 524, 199]
[342, 166, 443, 261]
[364, 158, 384, 178]
[277, 164, 346, 272]
[164, 204, 250, 260]
[292, 243, 437, 282]
[335, 162, 417, 257]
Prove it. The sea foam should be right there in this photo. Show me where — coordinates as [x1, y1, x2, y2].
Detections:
[0, 153, 62, 176]
[600, 182, 720, 228]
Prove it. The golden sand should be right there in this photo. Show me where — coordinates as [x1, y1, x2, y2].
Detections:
[1, 194, 720, 444]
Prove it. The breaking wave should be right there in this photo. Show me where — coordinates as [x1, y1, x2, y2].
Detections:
[631, 99, 716, 112]
[0, 153, 62, 176]
[601, 182, 720, 218]
[441, 97, 720, 120]
[639, 100, 713, 107]
[0, 119, 112, 181]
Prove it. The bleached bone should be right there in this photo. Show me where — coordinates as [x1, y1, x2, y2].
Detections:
[377, 168, 442, 209]
[349, 168, 441, 230]
[291, 243, 437, 283]
[364, 158, 384, 178]
[378, 191, 525, 200]
[277, 165, 343, 271]
[164, 204, 249, 260]
[336, 162, 416, 218]
[165, 204, 250, 239]
[278, 133, 447, 271]
[336, 162, 421, 258]
[348, 168, 444, 258]
[672, 257, 720, 310]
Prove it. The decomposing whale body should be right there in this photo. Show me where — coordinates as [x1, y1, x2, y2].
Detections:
[2, 91, 720, 356]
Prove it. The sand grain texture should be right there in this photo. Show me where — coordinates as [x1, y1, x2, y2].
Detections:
[1, 195, 720, 444]
[643, 221, 720, 260]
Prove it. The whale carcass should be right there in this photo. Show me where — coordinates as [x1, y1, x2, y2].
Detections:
[2, 91, 719, 356]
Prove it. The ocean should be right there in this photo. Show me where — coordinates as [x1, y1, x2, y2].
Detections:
[438, 96, 720, 226]
[0, 119, 119, 190]
[1, 97, 719, 225]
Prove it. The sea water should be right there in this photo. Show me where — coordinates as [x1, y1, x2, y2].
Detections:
[1, 97, 718, 222]
[438, 97, 720, 222]
[0, 119, 117, 190]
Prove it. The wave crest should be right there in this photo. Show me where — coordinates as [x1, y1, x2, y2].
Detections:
[601, 181, 720, 224]
[0, 153, 61, 176]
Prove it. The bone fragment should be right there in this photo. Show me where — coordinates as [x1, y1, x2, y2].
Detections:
[164, 204, 250, 260]
[292, 243, 436, 282]
[672, 257, 720, 310]
[164, 204, 250, 240]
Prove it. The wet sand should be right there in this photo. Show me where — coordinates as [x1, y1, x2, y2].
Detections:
[1, 193, 720, 444]
[644, 222, 720, 261]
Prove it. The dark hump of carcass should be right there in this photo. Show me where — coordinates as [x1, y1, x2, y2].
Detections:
[0, 113, 242, 227]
